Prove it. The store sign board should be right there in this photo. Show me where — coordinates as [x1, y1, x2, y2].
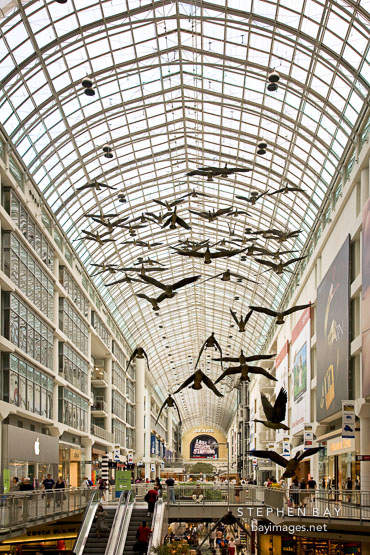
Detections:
[282, 439, 290, 458]
[342, 401, 355, 438]
[327, 436, 354, 456]
[291, 308, 311, 435]
[355, 455, 370, 461]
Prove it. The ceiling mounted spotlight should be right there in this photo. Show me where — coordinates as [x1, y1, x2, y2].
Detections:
[268, 71, 280, 83]
[117, 193, 126, 203]
[81, 77, 95, 96]
[102, 144, 114, 159]
[55, 0, 68, 3]
[267, 82, 278, 92]
[257, 140, 267, 155]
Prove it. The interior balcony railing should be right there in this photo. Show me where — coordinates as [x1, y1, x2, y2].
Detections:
[0, 487, 95, 540]
[91, 423, 114, 443]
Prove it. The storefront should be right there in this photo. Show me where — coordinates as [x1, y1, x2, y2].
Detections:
[259, 534, 361, 554]
[1, 425, 58, 487]
[319, 436, 360, 490]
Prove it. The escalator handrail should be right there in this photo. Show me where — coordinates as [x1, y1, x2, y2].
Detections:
[72, 489, 100, 555]
[105, 489, 133, 555]
[147, 497, 163, 554]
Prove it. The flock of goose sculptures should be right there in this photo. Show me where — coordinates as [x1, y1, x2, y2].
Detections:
[78, 164, 321, 472]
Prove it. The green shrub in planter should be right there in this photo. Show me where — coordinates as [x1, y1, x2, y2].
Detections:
[152, 541, 190, 555]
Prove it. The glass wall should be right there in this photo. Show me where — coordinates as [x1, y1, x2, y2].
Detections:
[60, 266, 89, 319]
[3, 292, 54, 369]
[91, 311, 111, 348]
[112, 361, 125, 394]
[59, 342, 88, 395]
[58, 387, 88, 432]
[113, 419, 126, 446]
[2, 353, 53, 418]
[112, 390, 126, 421]
[59, 298, 89, 355]
[2, 232, 54, 321]
[2, 188, 54, 270]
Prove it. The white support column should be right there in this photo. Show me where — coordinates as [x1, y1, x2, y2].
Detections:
[105, 357, 113, 433]
[361, 166, 369, 207]
[358, 400, 370, 491]
[134, 357, 145, 463]
[82, 438, 93, 481]
[167, 413, 173, 453]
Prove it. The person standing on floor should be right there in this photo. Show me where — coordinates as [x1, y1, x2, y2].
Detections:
[42, 473, 55, 508]
[136, 521, 152, 555]
[165, 476, 176, 503]
[145, 485, 159, 517]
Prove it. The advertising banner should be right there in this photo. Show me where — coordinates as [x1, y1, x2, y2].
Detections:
[190, 435, 219, 459]
[274, 341, 289, 443]
[317, 236, 350, 420]
[362, 198, 370, 397]
[342, 401, 355, 439]
[150, 434, 156, 455]
[3, 469, 10, 494]
[291, 306, 311, 434]
[304, 424, 314, 450]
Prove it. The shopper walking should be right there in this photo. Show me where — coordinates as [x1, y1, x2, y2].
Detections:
[145, 485, 158, 516]
[136, 521, 152, 555]
[95, 504, 109, 538]
[42, 473, 55, 508]
[165, 476, 176, 503]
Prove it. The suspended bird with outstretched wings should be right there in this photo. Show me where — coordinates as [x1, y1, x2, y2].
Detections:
[144, 211, 172, 226]
[90, 216, 130, 233]
[213, 349, 275, 366]
[236, 190, 270, 205]
[120, 222, 148, 236]
[163, 208, 191, 230]
[253, 388, 289, 431]
[189, 207, 233, 222]
[254, 256, 307, 275]
[252, 228, 302, 243]
[105, 274, 143, 286]
[230, 309, 253, 332]
[134, 257, 165, 267]
[136, 292, 175, 311]
[90, 263, 121, 276]
[174, 369, 223, 397]
[74, 230, 114, 244]
[121, 240, 163, 249]
[215, 364, 277, 384]
[155, 394, 182, 425]
[246, 447, 324, 479]
[127, 347, 150, 372]
[139, 274, 201, 298]
[269, 184, 306, 196]
[181, 189, 211, 199]
[254, 247, 300, 260]
[114, 264, 166, 275]
[187, 163, 251, 182]
[153, 197, 186, 210]
[249, 302, 311, 324]
[77, 181, 116, 192]
[201, 269, 257, 285]
[194, 333, 223, 371]
[173, 245, 247, 264]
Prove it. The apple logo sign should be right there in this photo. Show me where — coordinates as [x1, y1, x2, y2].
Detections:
[34, 438, 40, 456]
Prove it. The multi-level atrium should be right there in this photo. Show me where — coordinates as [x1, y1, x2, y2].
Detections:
[0, 0, 369, 553]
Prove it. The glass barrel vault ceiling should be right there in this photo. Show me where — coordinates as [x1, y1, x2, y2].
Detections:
[0, 0, 369, 432]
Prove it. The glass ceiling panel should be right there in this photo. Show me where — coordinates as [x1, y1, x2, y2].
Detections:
[0, 0, 369, 431]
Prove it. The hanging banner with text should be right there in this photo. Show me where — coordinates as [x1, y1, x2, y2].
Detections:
[342, 401, 355, 438]
[304, 424, 314, 450]
[291, 306, 311, 435]
[275, 341, 289, 444]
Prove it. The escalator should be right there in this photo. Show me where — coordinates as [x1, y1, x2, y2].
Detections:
[124, 507, 153, 554]
[82, 508, 116, 554]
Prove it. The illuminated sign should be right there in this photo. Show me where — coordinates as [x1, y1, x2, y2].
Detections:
[194, 428, 214, 433]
